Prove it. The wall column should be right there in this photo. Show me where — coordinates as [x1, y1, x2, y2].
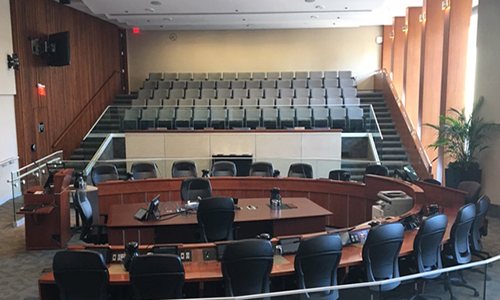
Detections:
[391, 17, 406, 97]
[403, 7, 422, 130]
[418, 0, 445, 179]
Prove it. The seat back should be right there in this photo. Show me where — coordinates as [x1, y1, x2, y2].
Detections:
[172, 160, 197, 178]
[180, 177, 212, 201]
[288, 163, 313, 178]
[221, 239, 274, 297]
[91, 164, 119, 185]
[362, 223, 404, 291]
[457, 181, 482, 204]
[249, 162, 274, 177]
[294, 234, 343, 300]
[197, 197, 235, 242]
[131, 162, 158, 180]
[449, 203, 476, 264]
[211, 161, 237, 177]
[74, 189, 94, 241]
[53, 250, 109, 300]
[363, 164, 389, 182]
[470, 195, 490, 252]
[129, 254, 185, 300]
[328, 170, 351, 181]
[413, 214, 448, 277]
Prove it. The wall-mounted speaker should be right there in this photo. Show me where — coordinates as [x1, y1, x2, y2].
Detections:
[59, 0, 71, 4]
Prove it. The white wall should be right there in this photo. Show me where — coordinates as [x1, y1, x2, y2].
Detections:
[127, 27, 383, 91]
[0, 0, 19, 205]
[475, 0, 500, 205]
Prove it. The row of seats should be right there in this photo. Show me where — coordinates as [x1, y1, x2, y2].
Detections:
[122, 107, 364, 130]
[135, 87, 358, 100]
[130, 97, 361, 109]
[56, 196, 491, 300]
[141, 78, 356, 90]
[147, 70, 354, 81]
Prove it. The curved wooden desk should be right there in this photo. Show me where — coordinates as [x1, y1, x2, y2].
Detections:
[38, 175, 467, 300]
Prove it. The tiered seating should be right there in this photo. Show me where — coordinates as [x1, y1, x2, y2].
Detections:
[125, 71, 361, 131]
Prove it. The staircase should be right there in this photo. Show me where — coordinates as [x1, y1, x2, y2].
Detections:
[342, 91, 410, 181]
[64, 94, 136, 180]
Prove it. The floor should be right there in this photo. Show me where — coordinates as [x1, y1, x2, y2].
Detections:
[0, 198, 499, 300]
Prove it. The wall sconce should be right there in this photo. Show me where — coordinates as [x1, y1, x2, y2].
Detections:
[402, 25, 408, 33]
[419, 13, 426, 22]
[389, 31, 394, 39]
[442, 0, 450, 10]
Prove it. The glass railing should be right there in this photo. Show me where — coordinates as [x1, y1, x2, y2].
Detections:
[8, 151, 64, 225]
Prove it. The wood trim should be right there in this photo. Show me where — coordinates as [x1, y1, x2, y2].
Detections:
[382, 69, 432, 178]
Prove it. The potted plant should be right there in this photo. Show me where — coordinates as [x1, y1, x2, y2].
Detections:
[426, 96, 500, 188]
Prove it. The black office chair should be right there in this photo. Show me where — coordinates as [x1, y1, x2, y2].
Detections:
[211, 161, 237, 177]
[221, 239, 274, 298]
[362, 223, 404, 296]
[180, 177, 212, 201]
[130, 162, 158, 180]
[328, 170, 351, 181]
[470, 195, 491, 260]
[249, 161, 274, 177]
[423, 178, 442, 185]
[91, 164, 119, 185]
[442, 203, 478, 298]
[74, 189, 108, 244]
[363, 164, 389, 182]
[457, 181, 481, 204]
[171, 160, 198, 178]
[197, 197, 235, 242]
[288, 163, 314, 178]
[409, 213, 448, 300]
[53, 250, 109, 300]
[294, 234, 343, 300]
[129, 254, 185, 300]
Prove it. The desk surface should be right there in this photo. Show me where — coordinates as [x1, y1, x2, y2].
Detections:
[108, 198, 332, 228]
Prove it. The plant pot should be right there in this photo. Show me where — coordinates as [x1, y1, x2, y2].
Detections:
[445, 168, 482, 189]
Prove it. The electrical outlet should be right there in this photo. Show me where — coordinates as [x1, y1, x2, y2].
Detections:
[178, 250, 192, 261]
[202, 249, 216, 261]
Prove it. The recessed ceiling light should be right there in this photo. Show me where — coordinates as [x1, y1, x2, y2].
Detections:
[125, 10, 129, 13]
[151, 1, 162, 5]
[164, 17, 172, 21]
[145, 7, 155, 12]
[305, 0, 316, 2]
[332, 23, 336, 26]
[311, 15, 318, 19]
[315, 5, 325, 9]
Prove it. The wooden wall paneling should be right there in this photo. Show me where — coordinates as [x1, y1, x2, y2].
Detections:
[348, 196, 369, 226]
[403, 7, 423, 128]
[10, 0, 122, 164]
[391, 17, 406, 97]
[418, 0, 445, 179]
[440, 0, 472, 172]
[328, 194, 349, 227]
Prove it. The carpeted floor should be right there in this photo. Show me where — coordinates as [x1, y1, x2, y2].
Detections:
[0, 198, 499, 300]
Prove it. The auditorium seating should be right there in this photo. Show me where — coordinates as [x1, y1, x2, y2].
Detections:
[126, 70, 362, 131]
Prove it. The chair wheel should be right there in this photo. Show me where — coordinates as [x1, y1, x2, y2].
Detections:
[474, 291, 480, 297]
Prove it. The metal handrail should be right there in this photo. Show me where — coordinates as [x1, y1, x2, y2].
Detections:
[82, 133, 125, 177]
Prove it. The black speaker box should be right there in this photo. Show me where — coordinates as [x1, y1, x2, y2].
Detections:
[60, 0, 71, 4]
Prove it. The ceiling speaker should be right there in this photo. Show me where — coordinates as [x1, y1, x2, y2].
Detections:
[59, 0, 71, 4]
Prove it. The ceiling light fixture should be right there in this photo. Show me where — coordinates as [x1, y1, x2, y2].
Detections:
[315, 5, 325, 9]
[150, 1, 162, 5]
[145, 8, 155, 12]
[311, 15, 318, 19]
[305, 0, 316, 2]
